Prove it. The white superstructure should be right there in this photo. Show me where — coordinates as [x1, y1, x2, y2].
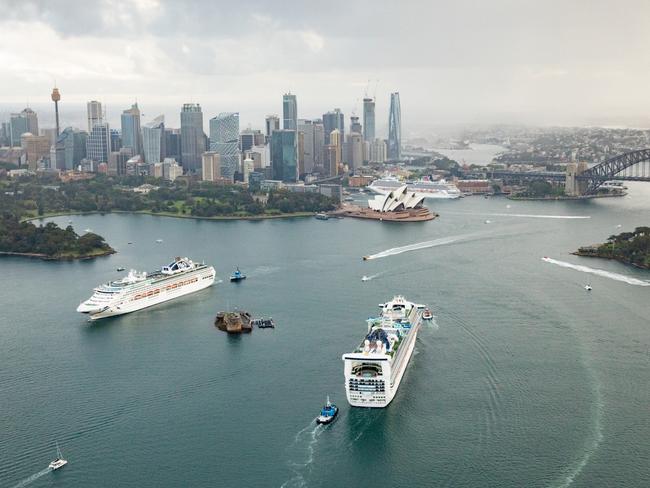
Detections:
[342, 296, 424, 408]
[77, 257, 215, 320]
[368, 175, 461, 199]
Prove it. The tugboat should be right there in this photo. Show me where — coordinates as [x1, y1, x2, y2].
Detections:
[422, 308, 433, 320]
[316, 396, 338, 425]
[230, 267, 247, 282]
[48, 442, 67, 471]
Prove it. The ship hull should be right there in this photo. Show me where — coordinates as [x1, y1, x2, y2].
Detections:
[368, 185, 460, 200]
[86, 266, 215, 320]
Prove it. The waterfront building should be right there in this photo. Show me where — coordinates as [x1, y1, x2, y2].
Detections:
[282, 93, 298, 130]
[271, 130, 298, 182]
[201, 151, 221, 181]
[55, 127, 87, 170]
[323, 108, 344, 145]
[87, 100, 103, 133]
[180, 103, 206, 172]
[86, 122, 111, 163]
[363, 97, 375, 142]
[142, 115, 165, 164]
[120, 103, 142, 156]
[209, 112, 240, 180]
[388, 92, 401, 160]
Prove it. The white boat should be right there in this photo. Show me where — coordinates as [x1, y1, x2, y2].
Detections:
[585, 284, 592, 291]
[361, 275, 371, 282]
[84, 228, 93, 233]
[155, 239, 163, 243]
[77, 257, 216, 320]
[342, 296, 425, 408]
[48, 443, 67, 470]
[367, 175, 462, 200]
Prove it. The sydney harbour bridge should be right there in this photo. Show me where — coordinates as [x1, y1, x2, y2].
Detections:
[487, 149, 650, 195]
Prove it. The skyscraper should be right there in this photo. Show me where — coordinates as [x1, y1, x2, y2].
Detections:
[363, 98, 375, 142]
[9, 113, 29, 147]
[209, 112, 240, 180]
[346, 132, 363, 172]
[297, 119, 316, 174]
[142, 115, 165, 164]
[87, 101, 103, 132]
[388, 92, 401, 160]
[282, 93, 297, 130]
[180, 103, 206, 172]
[265, 115, 280, 138]
[322, 109, 344, 145]
[55, 127, 87, 170]
[121, 103, 142, 156]
[328, 128, 342, 176]
[51, 87, 61, 137]
[201, 152, 221, 182]
[86, 122, 111, 164]
[271, 130, 298, 182]
[164, 129, 181, 161]
[350, 115, 362, 135]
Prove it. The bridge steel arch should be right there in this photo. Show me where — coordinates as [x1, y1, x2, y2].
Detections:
[579, 149, 650, 194]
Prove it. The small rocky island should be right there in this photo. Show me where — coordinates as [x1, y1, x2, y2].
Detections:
[215, 311, 253, 333]
[574, 226, 650, 269]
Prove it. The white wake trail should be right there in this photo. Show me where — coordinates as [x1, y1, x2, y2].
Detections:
[491, 213, 590, 219]
[10, 468, 52, 488]
[542, 257, 650, 286]
[365, 234, 470, 260]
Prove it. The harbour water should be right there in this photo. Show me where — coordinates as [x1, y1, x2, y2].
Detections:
[1, 184, 649, 487]
[431, 143, 506, 166]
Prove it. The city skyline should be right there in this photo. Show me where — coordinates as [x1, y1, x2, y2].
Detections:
[3, 0, 650, 129]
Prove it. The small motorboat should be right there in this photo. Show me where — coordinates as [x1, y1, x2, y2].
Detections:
[585, 284, 592, 291]
[127, 241, 133, 245]
[116, 267, 125, 272]
[230, 267, 247, 282]
[84, 228, 93, 233]
[315, 213, 329, 220]
[362, 256, 369, 261]
[316, 396, 338, 425]
[422, 308, 433, 320]
[361, 275, 371, 282]
[251, 317, 275, 328]
[48, 443, 67, 471]
[155, 239, 163, 243]
[484, 219, 491, 224]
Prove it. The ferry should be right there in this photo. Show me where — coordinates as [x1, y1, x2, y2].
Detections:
[342, 296, 425, 408]
[367, 175, 462, 200]
[77, 257, 215, 320]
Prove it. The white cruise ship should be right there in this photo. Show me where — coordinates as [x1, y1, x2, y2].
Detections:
[368, 175, 462, 199]
[77, 257, 216, 320]
[342, 296, 425, 408]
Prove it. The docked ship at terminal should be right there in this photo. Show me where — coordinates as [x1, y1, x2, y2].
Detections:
[77, 257, 215, 320]
[342, 296, 425, 407]
[368, 175, 462, 199]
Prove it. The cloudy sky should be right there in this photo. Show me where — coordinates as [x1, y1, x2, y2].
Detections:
[2, 0, 650, 134]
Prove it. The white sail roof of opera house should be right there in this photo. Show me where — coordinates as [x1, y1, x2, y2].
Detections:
[367, 185, 425, 212]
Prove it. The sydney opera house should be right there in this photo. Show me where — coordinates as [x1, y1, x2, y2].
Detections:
[343, 185, 436, 222]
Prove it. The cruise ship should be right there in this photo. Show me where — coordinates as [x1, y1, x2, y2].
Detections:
[77, 257, 216, 320]
[342, 296, 425, 408]
[368, 175, 462, 199]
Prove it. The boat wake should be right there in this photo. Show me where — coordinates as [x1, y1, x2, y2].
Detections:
[490, 213, 590, 219]
[10, 468, 52, 488]
[364, 234, 473, 260]
[542, 257, 650, 286]
[281, 422, 324, 488]
[361, 271, 385, 281]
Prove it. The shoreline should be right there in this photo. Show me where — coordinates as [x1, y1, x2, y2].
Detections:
[0, 248, 116, 261]
[572, 250, 650, 270]
[22, 209, 318, 223]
